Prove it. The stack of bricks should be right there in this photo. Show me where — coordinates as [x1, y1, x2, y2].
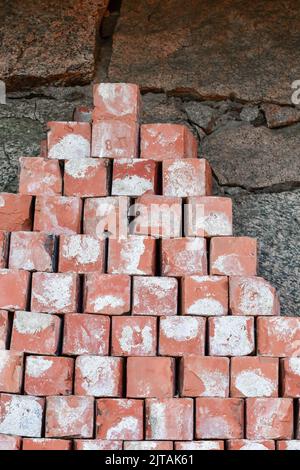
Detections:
[0, 83, 299, 452]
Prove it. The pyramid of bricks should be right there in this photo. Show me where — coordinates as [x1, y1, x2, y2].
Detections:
[0, 83, 300, 452]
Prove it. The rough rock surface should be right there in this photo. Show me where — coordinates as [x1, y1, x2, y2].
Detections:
[0, 0, 109, 91]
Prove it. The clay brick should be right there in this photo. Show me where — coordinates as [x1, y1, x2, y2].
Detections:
[175, 441, 224, 450]
[0, 393, 44, 437]
[96, 398, 143, 440]
[0, 310, 9, 349]
[196, 397, 244, 439]
[0, 193, 32, 231]
[10, 311, 61, 355]
[112, 316, 157, 356]
[92, 120, 139, 159]
[9, 231, 56, 272]
[145, 398, 193, 440]
[75, 356, 123, 397]
[0, 269, 30, 310]
[74, 439, 123, 450]
[277, 440, 300, 450]
[24, 355, 74, 396]
[83, 273, 131, 315]
[257, 317, 300, 357]
[46, 396, 94, 438]
[180, 356, 229, 397]
[132, 194, 182, 238]
[185, 196, 232, 237]
[231, 357, 278, 397]
[227, 440, 275, 450]
[19, 157, 62, 196]
[161, 237, 207, 276]
[93, 83, 141, 122]
[124, 441, 173, 450]
[73, 106, 93, 123]
[281, 358, 300, 397]
[108, 236, 156, 275]
[127, 357, 174, 398]
[31, 272, 79, 314]
[141, 123, 197, 160]
[58, 235, 105, 273]
[132, 276, 178, 316]
[39, 139, 48, 158]
[0, 231, 9, 268]
[62, 314, 110, 356]
[23, 438, 72, 451]
[163, 159, 212, 197]
[0, 350, 23, 393]
[246, 398, 293, 439]
[159, 316, 205, 356]
[64, 158, 109, 197]
[230, 276, 280, 316]
[34, 196, 82, 235]
[210, 237, 257, 276]
[112, 158, 158, 196]
[182, 275, 228, 316]
[83, 196, 129, 238]
[209, 317, 255, 356]
[0, 434, 22, 450]
[47, 121, 91, 160]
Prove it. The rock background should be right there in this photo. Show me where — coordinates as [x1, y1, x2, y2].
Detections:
[0, 0, 299, 314]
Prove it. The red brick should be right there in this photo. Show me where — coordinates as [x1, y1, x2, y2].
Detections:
[127, 357, 174, 398]
[132, 276, 178, 316]
[132, 194, 182, 238]
[210, 237, 257, 276]
[74, 106, 93, 123]
[74, 439, 122, 450]
[9, 231, 56, 272]
[112, 158, 158, 196]
[93, 83, 141, 122]
[24, 355, 74, 396]
[0, 393, 44, 437]
[92, 120, 139, 158]
[11, 311, 61, 355]
[182, 275, 228, 316]
[227, 440, 275, 450]
[62, 314, 110, 356]
[163, 159, 212, 197]
[108, 236, 156, 275]
[231, 357, 278, 397]
[83, 273, 131, 315]
[0, 193, 32, 231]
[75, 356, 123, 397]
[0, 350, 23, 393]
[59, 235, 105, 273]
[46, 396, 94, 438]
[230, 276, 280, 316]
[281, 358, 300, 397]
[23, 438, 72, 451]
[159, 316, 205, 356]
[31, 272, 79, 313]
[180, 356, 229, 397]
[246, 398, 293, 439]
[141, 123, 197, 160]
[0, 231, 9, 268]
[209, 317, 254, 356]
[0, 434, 22, 450]
[196, 397, 244, 439]
[47, 121, 91, 160]
[112, 316, 157, 356]
[19, 157, 62, 196]
[34, 195, 82, 235]
[39, 139, 48, 158]
[64, 158, 109, 197]
[0, 269, 30, 310]
[175, 441, 224, 450]
[0, 310, 9, 349]
[96, 399, 143, 440]
[83, 196, 129, 238]
[277, 441, 300, 450]
[145, 398, 193, 440]
[257, 317, 300, 357]
[161, 237, 207, 276]
[186, 196, 232, 237]
[124, 441, 173, 451]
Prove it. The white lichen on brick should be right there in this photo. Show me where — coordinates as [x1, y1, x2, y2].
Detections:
[92, 295, 125, 312]
[239, 442, 270, 450]
[14, 311, 53, 335]
[287, 358, 300, 375]
[77, 356, 119, 396]
[165, 160, 201, 197]
[200, 415, 231, 439]
[238, 278, 275, 315]
[187, 297, 224, 316]
[197, 370, 228, 397]
[49, 134, 90, 160]
[283, 441, 300, 450]
[97, 83, 135, 116]
[211, 317, 253, 356]
[212, 254, 244, 275]
[65, 158, 99, 179]
[179, 441, 222, 450]
[26, 356, 53, 378]
[33, 274, 74, 310]
[235, 369, 275, 397]
[0, 395, 43, 437]
[62, 236, 100, 265]
[119, 237, 146, 275]
[148, 401, 167, 439]
[106, 416, 139, 440]
[79, 440, 121, 450]
[161, 317, 199, 341]
[193, 212, 232, 236]
[113, 175, 153, 196]
[49, 397, 91, 437]
[119, 324, 154, 354]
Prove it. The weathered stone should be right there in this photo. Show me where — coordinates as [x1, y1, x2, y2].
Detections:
[240, 106, 260, 124]
[142, 93, 185, 124]
[109, 0, 300, 104]
[0, 0, 109, 91]
[184, 102, 216, 133]
[202, 122, 300, 190]
[233, 191, 300, 316]
[262, 104, 300, 129]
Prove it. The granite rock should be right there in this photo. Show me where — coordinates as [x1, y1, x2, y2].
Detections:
[262, 104, 300, 129]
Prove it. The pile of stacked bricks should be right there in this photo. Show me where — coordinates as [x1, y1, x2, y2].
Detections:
[0, 83, 300, 452]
